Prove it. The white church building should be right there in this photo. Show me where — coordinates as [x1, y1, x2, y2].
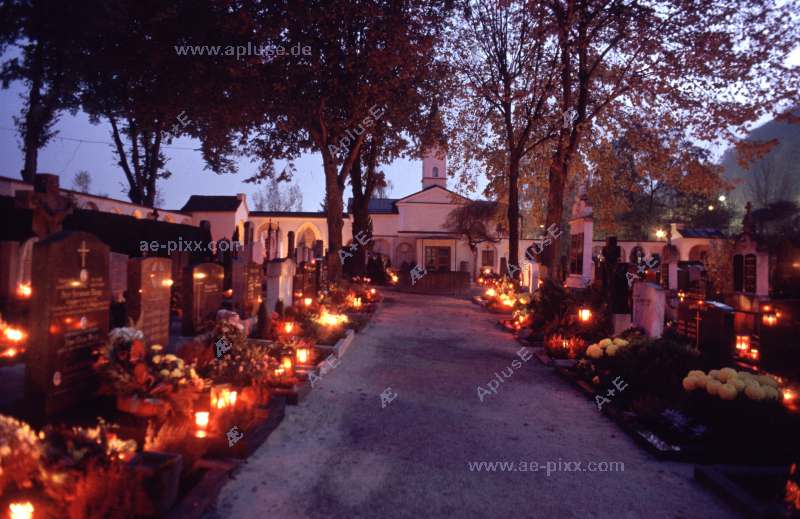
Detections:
[180, 149, 531, 277]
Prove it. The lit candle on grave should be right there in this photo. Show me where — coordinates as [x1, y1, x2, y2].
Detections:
[9, 502, 34, 519]
[578, 308, 592, 322]
[296, 347, 310, 365]
[194, 411, 209, 438]
[16, 283, 32, 299]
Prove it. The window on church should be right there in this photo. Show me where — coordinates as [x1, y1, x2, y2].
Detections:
[733, 254, 743, 291]
[744, 254, 756, 293]
[425, 246, 451, 271]
[432, 166, 439, 177]
[481, 249, 494, 267]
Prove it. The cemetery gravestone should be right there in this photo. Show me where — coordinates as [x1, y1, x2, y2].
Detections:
[26, 231, 110, 419]
[128, 257, 172, 346]
[182, 263, 224, 335]
[231, 260, 262, 318]
[109, 252, 129, 302]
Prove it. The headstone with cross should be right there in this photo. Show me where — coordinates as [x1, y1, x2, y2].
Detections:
[25, 231, 110, 421]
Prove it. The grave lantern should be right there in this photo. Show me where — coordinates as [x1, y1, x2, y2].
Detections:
[296, 346, 311, 365]
[282, 321, 296, 335]
[578, 307, 593, 322]
[194, 411, 210, 438]
[303, 297, 313, 307]
[9, 502, 34, 519]
[211, 385, 238, 410]
[783, 389, 797, 408]
[281, 354, 294, 376]
[762, 313, 778, 326]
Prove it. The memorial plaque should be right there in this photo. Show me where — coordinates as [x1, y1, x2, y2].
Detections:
[128, 257, 172, 346]
[232, 261, 262, 318]
[26, 231, 110, 419]
[182, 263, 224, 335]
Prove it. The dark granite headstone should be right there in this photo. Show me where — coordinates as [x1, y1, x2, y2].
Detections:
[109, 252, 129, 302]
[231, 260, 262, 318]
[182, 263, 224, 335]
[128, 257, 172, 346]
[26, 231, 109, 419]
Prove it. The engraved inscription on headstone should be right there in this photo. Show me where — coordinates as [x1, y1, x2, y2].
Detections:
[127, 257, 172, 346]
[26, 231, 110, 418]
[182, 263, 224, 335]
[232, 261, 262, 318]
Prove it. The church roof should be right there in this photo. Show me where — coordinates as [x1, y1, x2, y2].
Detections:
[181, 195, 242, 212]
[345, 197, 398, 214]
[394, 184, 468, 204]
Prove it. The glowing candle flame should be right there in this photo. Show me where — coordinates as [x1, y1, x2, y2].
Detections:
[16, 283, 32, 299]
[3, 327, 25, 343]
[161, 278, 174, 287]
[283, 322, 295, 334]
[304, 297, 313, 307]
[578, 308, 592, 322]
[297, 348, 309, 364]
[195, 411, 209, 427]
[485, 288, 497, 298]
[9, 502, 34, 519]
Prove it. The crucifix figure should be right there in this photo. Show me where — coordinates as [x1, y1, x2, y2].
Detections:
[77, 240, 91, 283]
[77, 241, 90, 268]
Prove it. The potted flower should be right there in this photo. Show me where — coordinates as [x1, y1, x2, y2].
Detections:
[39, 421, 137, 519]
[95, 327, 204, 418]
[0, 415, 42, 495]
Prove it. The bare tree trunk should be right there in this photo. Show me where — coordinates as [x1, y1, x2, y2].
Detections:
[20, 44, 45, 183]
[349, 158, 370, 277]
[543, 154, 567, 279]
[323, 160, 344, 282]
[507, 155, 520, 280]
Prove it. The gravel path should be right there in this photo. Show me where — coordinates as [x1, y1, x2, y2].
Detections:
[209, 290, 736, 519]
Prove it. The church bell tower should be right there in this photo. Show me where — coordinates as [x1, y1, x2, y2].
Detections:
[421, 146, 447, 189]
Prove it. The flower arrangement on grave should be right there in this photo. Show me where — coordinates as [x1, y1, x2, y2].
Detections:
[589, 333, 699, 403]
[95, 327, 204, 417]
[38, 421, 136, 519]
[585, 337, 631, 360]
[0, 415, 42, 494]
[682, 368, 787, 402]
[201, 319, 272, 390]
